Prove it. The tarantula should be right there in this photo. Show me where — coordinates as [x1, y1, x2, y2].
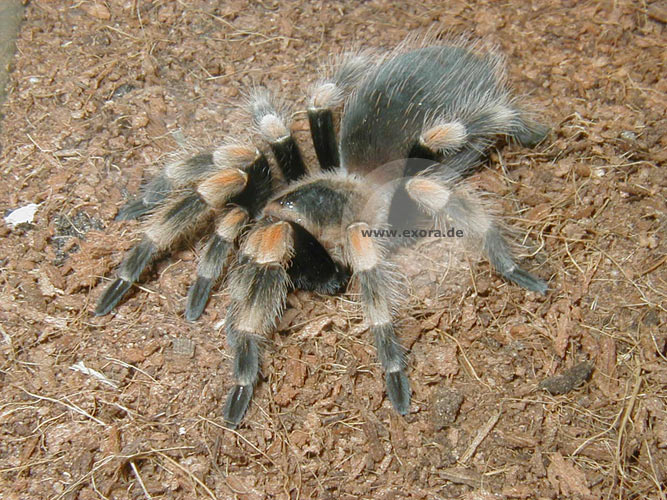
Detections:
[95, 36, 549, 428]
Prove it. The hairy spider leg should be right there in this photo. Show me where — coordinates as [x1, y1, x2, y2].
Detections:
[185, 151, 274, 320]
[387, 93, 550, 243]
[185, 207, 249, 321]
[307, 107, 339, 171]
[116, 152, 222, 221]
[250, 91, 306, 181]
[307, 51, 377, 171]
[222, 219, 351, 427]
[405, 175, 548, 294]
[95, 167, 250, 316]
[345, 222, 410, 414]
[223, 220, 296, 427]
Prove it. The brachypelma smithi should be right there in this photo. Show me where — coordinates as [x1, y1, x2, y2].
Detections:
[95, 35, 549, 428]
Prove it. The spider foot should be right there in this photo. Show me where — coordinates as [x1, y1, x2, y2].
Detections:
[503, 267, 548, 295]
[223, 384, 254, 429]
[513, 119, 550, 147]
[95, 278, 132, 316]
[116, 175, 172, 220]
[185, 276, 214, 322]
[116, 198, 153, 221]
[95, 237, 156, 316]
[386, 371, 411, 415]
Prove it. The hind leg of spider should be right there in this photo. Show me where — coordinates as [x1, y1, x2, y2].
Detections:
[345, 222, 410, 414]
[222, 220, 296, 427]
[95, 167, 250, 316]
[405, 176, 548, 294]
[511, 113, 550, 147]
[386, 119, 487, 242]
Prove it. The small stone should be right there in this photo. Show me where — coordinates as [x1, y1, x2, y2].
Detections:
[539, 362, 593, 395]
[430, 388, 464, 430]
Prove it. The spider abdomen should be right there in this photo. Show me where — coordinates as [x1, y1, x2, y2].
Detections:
[340, 44, 545, 176]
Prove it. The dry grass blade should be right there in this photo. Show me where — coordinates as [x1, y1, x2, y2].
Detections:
[459, 411, 501, 465]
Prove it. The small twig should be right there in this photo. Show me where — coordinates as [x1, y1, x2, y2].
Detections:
[156, 452, 216, 500]
[199, 416, 276, 470]
[643, 440, 667, 500]
[459, 410, 501, 464]
[105, 356, 161, 384]
[614, 365, 642, 482]
[436, 467, 483, 488]
[130, 461, 153, 500]
[19, 387, 109, 428]
[638, 254, 666, 278]
[436, 328, 485, 386]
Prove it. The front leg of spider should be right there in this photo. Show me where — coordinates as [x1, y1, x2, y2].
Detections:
[222, 221, 295, 427]
[184, 149, 273, 320]
[345, 222, 410, 414]
[222, 216, 351, 427]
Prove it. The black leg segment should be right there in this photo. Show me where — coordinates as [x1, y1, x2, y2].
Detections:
[116, 174, 172, 221]
[231, 153, 273, 216]
[308, 108, 340, 171]
[270, 136, 307, 182]
[223, 330, 260, 428]
[185, 235, 232, 321]
[95, 237, 157, 315]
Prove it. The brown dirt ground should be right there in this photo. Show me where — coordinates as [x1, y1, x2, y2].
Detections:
[1, 1, 665, 499]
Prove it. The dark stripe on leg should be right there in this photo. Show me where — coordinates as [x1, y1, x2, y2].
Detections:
[221, 221, 295, 427]
[407, 141, 441, 166]
[308, 108, 340, 170]
[512, 116, 550, 147]
[346, 223, 411, 415]
[270, 137, 306, 182]
[163, 192, 208, 226]
[371, 322, 406, 373]
[387, 141, 443, 242]
[222, 312, 269, 428]
[373, 319, 411, 413]
[116, 175, 172, 221]
[168, 152, 216, 182]
[231, 153, 273, 216]
[484, 226, 548, 294]
[102, 192, 214, 316]
[116, 153, 216, 221]
[95, 237, 157, 315]
[224, 326, 259, 427]
[95, 279, 133, 316]
[185, 235, 232, 321]
[185, 276, 214, 322]
[385, 372, 410, 415]
[223, 383, 254, 429]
